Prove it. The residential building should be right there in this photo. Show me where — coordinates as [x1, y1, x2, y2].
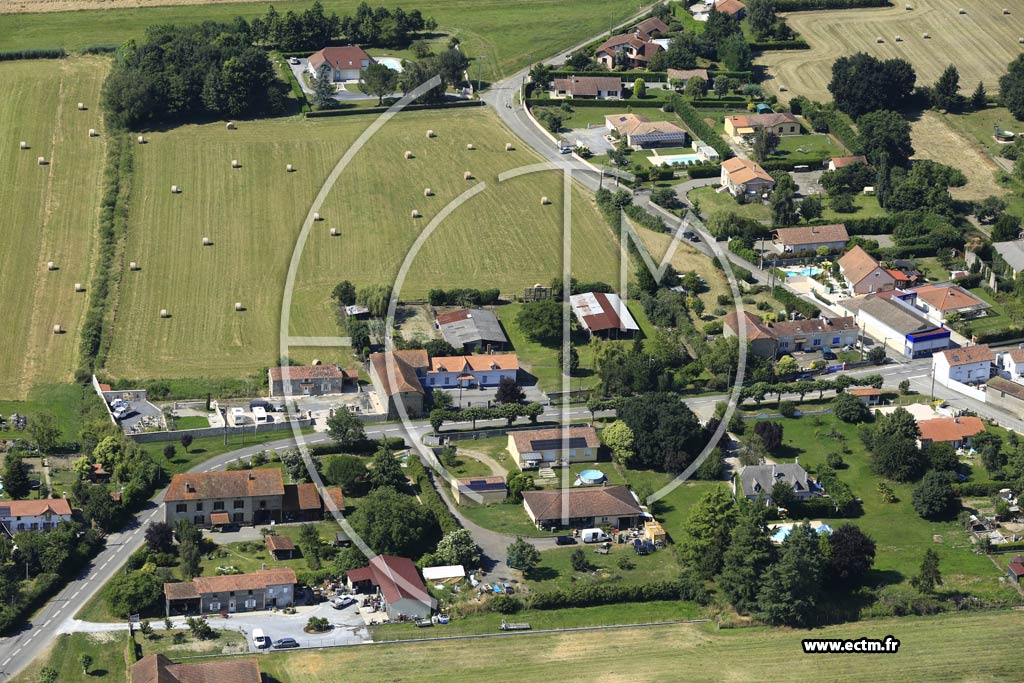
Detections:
[424, 354, 519, 389]
[265, 534, 295, 560]
[368, 349, 429, 419]
[451, 476, 508, 505]
[569, 292, 640, 339]
[905, 283, 990, 324]
[723, 311, 858, 357]
[522, 485, 643, 530]
[267, 364, 354, 397]
[735, 463, 815, 505]
[551, 75, 622, 99]
[436, 308, 508, 352]
[0, 498, 72, 533]
[164, 568, 296, 616]
[307, 46, 375, 82]
[840, 293, 951, 358]
[986, 376, 1024, 418]
[827, 155, 868, 171]
[594, 32, 663, 70]
[508, 426, 600, 470]
[886, 267, 920, 289]
[282, 482, 342, 522]
[847, 387, 882, 405]
[132, 654, 262, 683]
[604, 114, 689, 149]
[631, 16, 670, 38]
[667, 67, 710, 85]
[164, 469, 286, 527]
[932, 345, 994, 385]
[837, 245, 895, 293]
[714, 0, 747, 17]
[720, 157, 775, 197]
[916, 416, 986, 449]
[772, 224, 850, 256]
[997, 347, 1024, 381]
[346, 555, 435, 620]
[992, 239, 1024, 279]
[724, 112, 800, 142]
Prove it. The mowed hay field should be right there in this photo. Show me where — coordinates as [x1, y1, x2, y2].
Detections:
[911, 111, 1004, 200]
[103, 108, 620, 381]
[757, 0, 1024, 102]
[0, 57, 107, 399]
[253, 611, 1024, 683]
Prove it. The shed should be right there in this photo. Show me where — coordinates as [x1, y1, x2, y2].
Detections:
[421, 565, 466, 583]
[266, 534, 296, 560]
[1008, 562, 1024, 584]
[644, 520, 666, 544]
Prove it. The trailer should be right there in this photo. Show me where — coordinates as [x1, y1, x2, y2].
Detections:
[499, 620, 531, 631]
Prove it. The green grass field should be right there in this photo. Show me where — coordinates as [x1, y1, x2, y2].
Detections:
[101, 108, 622, 382]
[0, 0, 641, 81]
[771, 133, 847, 164]
[0, 57, 108, 398]
[689, 185, 771, 223]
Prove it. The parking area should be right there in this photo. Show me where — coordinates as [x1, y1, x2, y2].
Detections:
[204, 599, 370, 653]
[433, 383, 548, 410]
[792, 169, 825, 197]
[564, 126, 615, 154]
[114, 398, 164, 435]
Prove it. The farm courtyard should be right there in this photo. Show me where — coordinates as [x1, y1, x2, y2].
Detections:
[102, 107, 622, 382]
[0, 57, 108, 398]
[757, 0, 1024, 102]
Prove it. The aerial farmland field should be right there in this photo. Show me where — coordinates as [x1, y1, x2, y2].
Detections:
[757, 0, 1024, 102]
[102, 108, 622, 382]
[0, 56, 107, 399]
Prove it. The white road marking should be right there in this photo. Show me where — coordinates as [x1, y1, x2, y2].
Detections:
[3, 656, 12, 666]
[908, 374, 927, 380]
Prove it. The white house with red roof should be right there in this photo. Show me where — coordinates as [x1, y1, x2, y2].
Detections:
[569, 292, 640, 339]
[307, 45, 375, 82]
[0, 498, 72, 533]
[997, 346, 1024, 382]
[932, 345, 994, 385]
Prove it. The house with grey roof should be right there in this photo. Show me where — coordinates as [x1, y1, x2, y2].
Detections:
[993, 239, 1024, 279]
[734, 463, 816, 506]
[839, 293, 951, 358]
[435, 308, 508, 352]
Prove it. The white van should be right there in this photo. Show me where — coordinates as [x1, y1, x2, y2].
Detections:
[252, 628, 269, 649]
[581, 528, 610, 544]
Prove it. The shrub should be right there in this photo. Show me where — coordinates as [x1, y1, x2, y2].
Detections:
[490, 595, 523, 614]
[778, 401, 797, 418]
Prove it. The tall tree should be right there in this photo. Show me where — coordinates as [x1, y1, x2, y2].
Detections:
[757, 523, 826, 626]
[910, 548, 942, 594]
[298, 523, 323, 570]
[746, 0, 777, 39]
[360, 63, 397, 105]
[970, 80, 987, 110]
[2, 454, 30, 500]
[931, 64, 960, 110]
[770, 172, 798, 227]
[717, 502, 777, 613]
[858, 110, 914, 167]
[28, 412, 61, 454]
[827, 524, 876, 584]
[506, 537, 541, 573]
[828, 53, 915, 117]
[351, 486, 437, 557]
[911, 471, 959, 520]
[680, 487, 738, 579]
[751, 126, 779, 162]
[326, 406, 367, 448]
[619, 393, 704, 471]
[368, 445, 406, 490]
[999, 54, 1024, 119]
[718, 33, 752, 72]
[433, 528, 481, 567]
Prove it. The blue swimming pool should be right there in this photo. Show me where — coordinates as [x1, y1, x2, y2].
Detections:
[577, 469, 606, 485]
[650, 153, 701, 167]
[782, 266, 823, 277]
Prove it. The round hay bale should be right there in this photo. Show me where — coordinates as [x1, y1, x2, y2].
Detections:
[311, 358, 321, 365]
[74, 283, 84, 292]
[226, 122, 236, 130]
[426, 129, 435, 138]
[876, 36, 884, 43]
[202, 237, 212, 246]
[466, 143, 475, 150]
[959, 7, 966, 13]
[235, 302, 244, 311]
[895, 35, 902, 42]
[404, 150, 414, 159]
[46, 261, 56, 271]
[412, 209, 421, 218]
[313, 212, 322, 221]
[137, 135, 145, 144]
[19, 141, 28, 150]
[464, 171, 473, 180]
[171, 185, 180, 194]
[38, 156, 47, 165]
[424, 187, 433, 196]
[541, 196, 550, 205]
[77, 102, 86, 110]
[505, 143, 514, 151]
[330, 228, 340, 236]
[1004, 8, 1011, 14]
[923, 32, 931, 38]
[1020, 36, 1024, 43]
[779, 85, 788, 92]
[905, 3, 912, 8]
[88, 129, 98, 137]
[286, 164, 294, 172]
[53, 324, 63, 334]
[160, 309, 170, 318]
[231, 159, 240, 168]
[129, 261, 139, 271]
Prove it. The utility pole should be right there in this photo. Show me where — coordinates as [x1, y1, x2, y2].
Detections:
[476, 58, 482, 94]
[930, 366, 936, 402]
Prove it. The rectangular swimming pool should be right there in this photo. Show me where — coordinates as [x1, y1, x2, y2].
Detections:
[649, 153, 701, 166]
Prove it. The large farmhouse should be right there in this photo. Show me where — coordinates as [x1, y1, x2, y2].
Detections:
[0, 498, 72, 533]
[268, 364, 355, 397]
[307, 45, 375, 81]
[522, 486, 643, 530]
[164, 568, 296, 616]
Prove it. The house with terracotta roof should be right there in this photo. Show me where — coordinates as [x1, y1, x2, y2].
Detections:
[997, 347, 1024, 382]
[424, 354, 519, 389]
[346, 555, 435, 620]
[714, 0, 747, 18]
[720, 157, 775, 197]
[569, 292, 640, 339]
[594, 28, 664, 70]
[508, 426, 600, 470]
[667, 68, 710, 86]
[847, 387, 882, 406]
[551, 75, 623, 99]
[932, 345, 994, 385]
[0, 498, 72, 533]
[631, 16, 670, 39]
[827, 155, 868, 171]
[164, 568, 296, 616]
[283, 482, 342, 522]
[905, 284, 990, 324]
[916, 416, 986, 450]
[132, 654, 262, 683]
[724, 112, 800, 142]
[838, 245, 895, 293]
[723, 310, 858, 358]
[307, 45, 375, 82]
[773, 224, 849, 256]
[368, 349, 429, 419]
[451, 476, 507, 505]
[605, 113, 689, 149]
[522, 485, 643, 530]
[436, 308, 508, 352]
[163, 469, 286, 527]
[268, 364, 355, 397]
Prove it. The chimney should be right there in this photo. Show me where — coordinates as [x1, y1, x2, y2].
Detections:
[249, 470, 256, 480]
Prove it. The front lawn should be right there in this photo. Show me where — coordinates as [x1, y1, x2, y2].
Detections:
[443, 453, 495, 478]
[495, 303, 602, 392]
[689, 185, 771, 223]
[819, 193, 886, 221]
[552, 103, 679, 130]
[770, 133, 847, 165]
[137, 428, 316, 475]
[524, 543, 681, 592]
[457, 501, 557, 538]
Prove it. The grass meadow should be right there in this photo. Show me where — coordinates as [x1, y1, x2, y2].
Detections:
[0, 57, 108, 398]
[0, 0, 641, 81]
[102, 108, 622, 382]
